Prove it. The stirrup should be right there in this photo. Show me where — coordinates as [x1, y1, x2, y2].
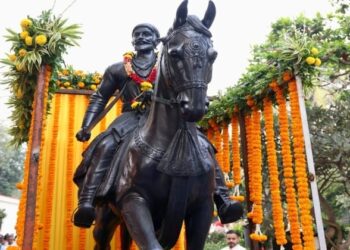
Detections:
[73, 204, 96, 228]
[217, 201, 244, 224]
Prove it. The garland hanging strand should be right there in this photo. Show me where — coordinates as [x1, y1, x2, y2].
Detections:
[288, 80, 315, 250]
[65, 95, 75, 249]
[15, 90, 37, 248]
[42, 84, 60, 250]
[272, 83, 303, 250]
[222, 122, 230, 174]
[262, 97, 287, 245]
[230, 114, 244, 202]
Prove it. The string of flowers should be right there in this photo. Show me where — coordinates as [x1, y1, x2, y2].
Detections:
[66, 95, 75, 249]
[230, 114, 244, 202]
[222, 122, 230, 174]
[123, 52, 157, 109]
[116, 99, 123, 117]
[33, 66, 51, 249]
[79, 96, 90, 250]
[42, 93, 61, 249]
[245, 114, 254, 203]
[245, 96, 267, 242]
[272, 81, 303, 250]
[262, 97, 287, 246]
[207, 127, 215, 146]
[250, 107, 264, 226]
[289, 80, 315, 250]
[15, 94, 37, 247]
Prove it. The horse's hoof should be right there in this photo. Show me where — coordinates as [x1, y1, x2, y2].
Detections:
[217, 201, 244, 224]
[73, 204, 95, 228]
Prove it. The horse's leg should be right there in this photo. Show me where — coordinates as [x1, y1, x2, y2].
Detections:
[185, 199, 213, 250]
[120, 192, 162, 250]
[120, 221, 132, 250]
[93, 204, 120, 250]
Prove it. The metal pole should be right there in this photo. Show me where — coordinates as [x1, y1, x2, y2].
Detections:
[295, 76, 327, 250]
[22, 65, 47, 250]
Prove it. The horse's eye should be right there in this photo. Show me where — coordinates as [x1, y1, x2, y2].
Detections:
[208, 48, 217, 62]
[168, 47, 183, 59]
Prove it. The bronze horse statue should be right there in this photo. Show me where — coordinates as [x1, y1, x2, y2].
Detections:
[93, 1, 220, 249]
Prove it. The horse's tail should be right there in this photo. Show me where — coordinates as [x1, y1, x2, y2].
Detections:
[158, 177, 191, 249]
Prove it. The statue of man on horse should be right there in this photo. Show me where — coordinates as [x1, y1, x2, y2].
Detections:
[72, 1, 243, 248]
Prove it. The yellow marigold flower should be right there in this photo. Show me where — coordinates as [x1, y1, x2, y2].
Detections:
[314, 58, 322, 66]
[18, 49, 27, 57]
[77, 81, 85, 88]
[20, 31, 29, 39]
[63, 81, 71, 87]
[16, 182, 24, 190]
[305, 56, 316, 65]
[15, 63, 25, 72]
[311, 47, 319, 56]
[123, 51, 134, 58]
[25, 36, 33, 46]
[90, 84, 97, 91]
[35, 34, 47, 46]
[131, 101, 141, 109]
[8, 54, 17, 62]
[62, 69, 69, 76]
[20, 18, 32, 30]
[140, 81, 153, 91]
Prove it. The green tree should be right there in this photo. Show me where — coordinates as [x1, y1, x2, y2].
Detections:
[307, 92, 350, 249]
[0, 122, 25, 197]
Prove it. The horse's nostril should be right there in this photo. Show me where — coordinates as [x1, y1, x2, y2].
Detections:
[180, 101, 189, 110]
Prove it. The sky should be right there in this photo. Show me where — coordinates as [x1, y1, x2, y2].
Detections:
[0, 0, 334, 123]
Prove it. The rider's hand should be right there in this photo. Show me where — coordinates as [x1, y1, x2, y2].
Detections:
[76, 127, 91, 142]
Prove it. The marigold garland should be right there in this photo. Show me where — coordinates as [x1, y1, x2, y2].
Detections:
[231, 115, 241, 185]
[245, 115, 254, 202]
[230, 114, 244, 202]
[288, 80, 315, 250]
[43, 70, 59, 250]
[116, 99, 123, 117]
[207, 127, 215, 146]
[273, 84, 303, 250]
[66, 95, 75, 249]
[15, 96, 36, 248]
[123, 52, 157, 109]
[222, 122, 230, 174]
[262, 98, 287, 245]
[79, 96, 90, 250]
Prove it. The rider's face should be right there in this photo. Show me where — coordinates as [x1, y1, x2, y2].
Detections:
[132, 27, 157, 52]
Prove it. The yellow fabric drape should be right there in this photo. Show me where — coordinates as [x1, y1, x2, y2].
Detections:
[18, 93, 186, 249]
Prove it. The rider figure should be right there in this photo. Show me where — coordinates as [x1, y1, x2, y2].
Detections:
[73, 23, 242, 228]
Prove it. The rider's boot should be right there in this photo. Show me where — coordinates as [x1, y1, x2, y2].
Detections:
[213, 163, 244, 224]
[73, 139, 116, 228]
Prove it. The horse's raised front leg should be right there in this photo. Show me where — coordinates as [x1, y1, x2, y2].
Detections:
[93, 204, 120, 250]
[185, 199, 213, 250]
[120, 192, 162, 250]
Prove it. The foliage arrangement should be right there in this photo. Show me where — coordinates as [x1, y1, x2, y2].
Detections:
[200, 8, 350, 127]
[50, 65, 102, 91]
[0, 10, 82, 146]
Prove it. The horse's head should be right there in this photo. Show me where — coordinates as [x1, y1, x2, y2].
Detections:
[160, 0, 217, 122]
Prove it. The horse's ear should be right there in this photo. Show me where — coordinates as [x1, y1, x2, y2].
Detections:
[173, 0, 188, 29]
[202, 0, 216, 28]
